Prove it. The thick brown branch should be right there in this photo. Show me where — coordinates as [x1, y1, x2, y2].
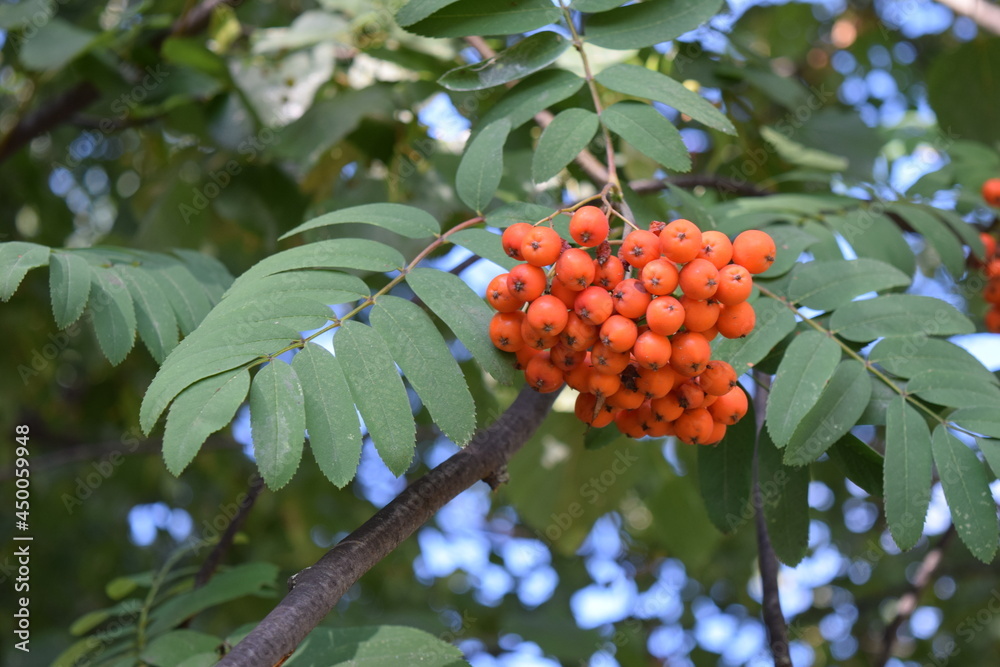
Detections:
[218, 386, 557, 666]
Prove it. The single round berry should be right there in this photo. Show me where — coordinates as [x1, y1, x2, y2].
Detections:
[556, 248, 597, 291]
[674, 408, 715, 445]
[521, 226, 563, 267]
[678, 258, 719, 300]
[674, 379, 706, 410]
[507, 263, 547, 301]
[632, 331, 672, 371]
[679, 296, 720, 332]
[614, 408, 646, 438]
[548, 278, 579, 308]
[549, 343, 586, 372]
[708, 386, 749, 425]
[611, 279, 652, 319]
[599, 314, 639, 353]
[714, 264, 753, 305]
[660, 219, 703, 263]
[985, 278, 1000, 305]
[486, 274, 524, 313]
[560, 312, 600, 351]
[590, 341, 631, 375]
[575, 392, 615, 427]
[697, 230, 734, 269]
[706, 421, 727, 444]
[699, 360, 738, 396]
[986, 306, 1000, 333]
[588, 370, 622, 398]
[983, 178, 1000, 207]
[594, 255, 626, 290]
[646, 296, 685, 336]
[489, 311, 525, 352]
[607, 385, 645, 410]
[650, 393, 684, 422]
[619, 230, 661, 269]
[669, 331, 711, 377]
[514, 345, 541, 370]
[564, 356, 593, 392]
[636, 366, 676, 399]
[732, 230, 776, 274]
[640, 258, 680, 296]
[574, 286, 614, 325]
[502, 223, 532, 260]
[716, 301, 756, 339]
[526, 294, 570, 335]
[979, 231, 997, 260]
[569, 206, 610, 247]
[525, 351, 565, 393]
[521, 317, 561, 350]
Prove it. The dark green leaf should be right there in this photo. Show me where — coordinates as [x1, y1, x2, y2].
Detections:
[889, 203, 965, 277]
[371, 296, 476, 445]
[759, 428, 810, 566]
[117, 266, 179, 363]
[601, 102, 691, 172]
[884, 396, 932, 550]
[224, 270, 369, 305]
[89, 268, 137, 365]
[406, 0, 561, 38]
[49, 251, 92, 328]
[932, 426, 998, 563]
[477, 69, 584, 132]
[532, 109, 600, 183]
[232, 240, 405, 290]
[163, 368, 250, 476]
[140, 630, 221, 667]
[907, 369, 1000, 409]
[824, 211, 916, 276]
[827, 434, 884, 497]
[830, 295, 974, 342]
[595, 64, 735, 134]
[19, 18, 95, 71]
[171, 249, 234, 305]
[283, 625, 468, 667]
[457, 119, 511, 213]
[760, 126, 848, 171]
[928, 40, 1000, 145]
[766, 331, 842, 448]
[711, 296, 796, 374]
[869, 336, 999, 385]
[585, 0, 724, 49]
[572, 0, 626, 10]
[448, 228, 517, 270]
[583, 424, 623, 450]
[203, 295, 335, 333]
[949, 407, 1000, 439]
[786, 258, 911, 311]
[440, 31, 568, 91]
[292, 344, 363, 488]
[784, 360, 871, 466]
[279, 203, 440, 241]
[1, 241, 50, 301]
[406, 268, 516, 384]
[140, 255, 214, 335]
[335, 321, 416, 475]
[395, 0, 460, 26]
[250, 360, 306, 489]
[698, 400, 755, 534]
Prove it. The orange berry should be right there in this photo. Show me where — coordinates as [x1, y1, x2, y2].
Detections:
[659, 219, 703, 263]
[548, 278, 578, 308]
[489, 311, 525, 352]
[590, 341, 631, 375]
[614, 408, 646, 438]
[486, 274, 524, 313]
[674, 408, 715, 445]
[650, 392, 684, 422]
[521, 318, 560, 350]
[556, 248, 596, 291]
[669, 331, 711, 377]
[715, 264, 753, 306]
[679, 296, 720, 333]
[646, 296, 685, 336]
[564, 355, 593, 392]
[507, 263, 547, 302]
[574, 286, 614, 325]
[575, 392, 615, 427]
[569, 206, 610, 247]
[674, 380, 706, 410]
[619, 229, 661, 269]
[588, 370, 622, 398]
[678, 258, 719, 300]
[732, 230, 776, 274]
[521, 226, 563, 267]
[986, 259, 1000, 278]
[705, 421, 727, 445]
[502, 223, 532, 260]
[708, 386, 749, 425]
[979, 232, 997, 260]
[594, 255, 626, 290]
[611, 279, 652, 319]
[983, 178, 1000, 207]
[560, 312, 599, 351]
[699, 325, 718, 342]
[599, 314, 639, 352]
[716, 301, 756, 339]
[607, 385, 645, 410]
[986, 306, 1000, 333]
[636, 366, 676, 399]
[640, 258, 680, 296]
[984, 278, 1000, 305]
[632, 331, 673, 371]
[697, 230, 734, 269]
[525, 351, 565, 393]
[526, 294, 569, 335]
[514, 345, 541, 370]
[699, 360, 738, 396]
[549, 343, 586, 372]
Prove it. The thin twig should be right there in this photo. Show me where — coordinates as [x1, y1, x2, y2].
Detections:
[194, 474, 266, 588]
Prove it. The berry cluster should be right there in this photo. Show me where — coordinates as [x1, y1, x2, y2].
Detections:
[486, 205, 776, 445]
[977, 231, 1000, 333]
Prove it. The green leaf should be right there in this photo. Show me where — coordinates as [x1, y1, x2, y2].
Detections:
[292, 344, 363, 488]
[448, 228, 518, 270]
[395, 0, 460, 26]
[477, 69, 584, 132]
[284, 625, 468, 667]
[830, 295, 974, 342]
[231, 240, 405, 291]
[532, 108, 600, 183]
[934, 208, 985, 258]
[371, 296, 476, 445]
[406, 0, 561, 38]
[948, 406, 1000, 439]
[824, 211, 916, 276]
[171, 249, 234, 305]
[760, 126, 848, 172]
[758, 225, 819, 278]
[279, 203, 440, 241]
[711, 296, 796, 374]
[148, 563, 278, 636]
[928, 39, 1000, 145]
[439, 31, 568, 91]
[49, 252, 92, 328]
[19, 18, 96, 70]
[250, 360, 306, 489]
[595, 64, 736, 135]
[335, 321, 416, 475]
[117, 266, 179, 363]
[572, 0, 626, 10]
[585, 0, 723, 49]
[1, 241, 50, 301]
[869, 336, 999, 385]
[601, 102, 691, 172]
[202, 294, 335, 333]
[932, 426, 998, 563]
[786, 258, 911, 311]
[162, 368, 250, 476]
[224, 270, 370, 305]
[888, 203, 966, 278]
[827, 434, 884, 497]
[457, 119, 511, 213]
[766, 331, 842, 448]
[140, 630, 222, 667]
[406, 268, 516, 384]
[907, 369, 1000, 409]
[583, 423, 622, 450]
[758, 428, 810, 566]
[140, 255, 214, 335]
[884, 396, 933, 550]
[89, 268, 137, 365]
[698, 399, 755, 534]
[784, 360, 871, 466]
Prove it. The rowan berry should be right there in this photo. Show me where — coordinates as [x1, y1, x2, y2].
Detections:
[547, 343, 584, 372]
[486, 274, 524, 313]
[514, 345, 541, 370]
[589, 370, 622, 398]
[714, 264, 753, 305]
[594, 255, 625, 290]
[573, 286, 614, 326]
[556, 248, 596, 291]
[732, 230, 776, 274]
[489, 311, 525, 352]
[590, 341, 631, 375]
[705, 421, 727, 445]
[678, 258, 719, 300]
[699, 360, 738, 396]
[599, 314, 638, 353]
[716, 301, 756, 339]
[674, 408, 715, 445]
[525, 294, 569, 335]
[646, 296, 685, 336]
[669, 331, 711, 377]
[548, 278, 579, 308]
[659, 219, 703, 263]
[575, 392, 615, 427]
[563, 355, 593, 392]
[507, 263, 546, 301]
[569, 205, 610, 247]
[501, 223, 532, 260]
[611, 279, 652, 319]
[640, 258, 680, 296]
[679, 296, 720, 333]
[650, 393, 684, 422]
[560, 312, 600, 351]
[983, 178, 1000, 207]
[986, 307, 1000, 333]
[615, 408, 646, 438]
[607, 385, 645, 410]
[632, 331, 672, 371]
[636, 365, 676, 399]
[521, 318, 560, 350]
[697, 230, 734, 269]
[708, 386, 749, 425]
[674, 380, 706, 410]
[520, 226, 563, 266]
[984, 278, 1000, 305]
[524, 351, 565, 393]
[979, 231, 997, 260]
[620, 229, 661, 269]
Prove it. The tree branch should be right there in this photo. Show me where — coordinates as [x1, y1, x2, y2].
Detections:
[934, 0, 1000, 35]
[875, 526, 955, 667]
[195, 473, 266, 588]
[218, 386, 558, 666]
